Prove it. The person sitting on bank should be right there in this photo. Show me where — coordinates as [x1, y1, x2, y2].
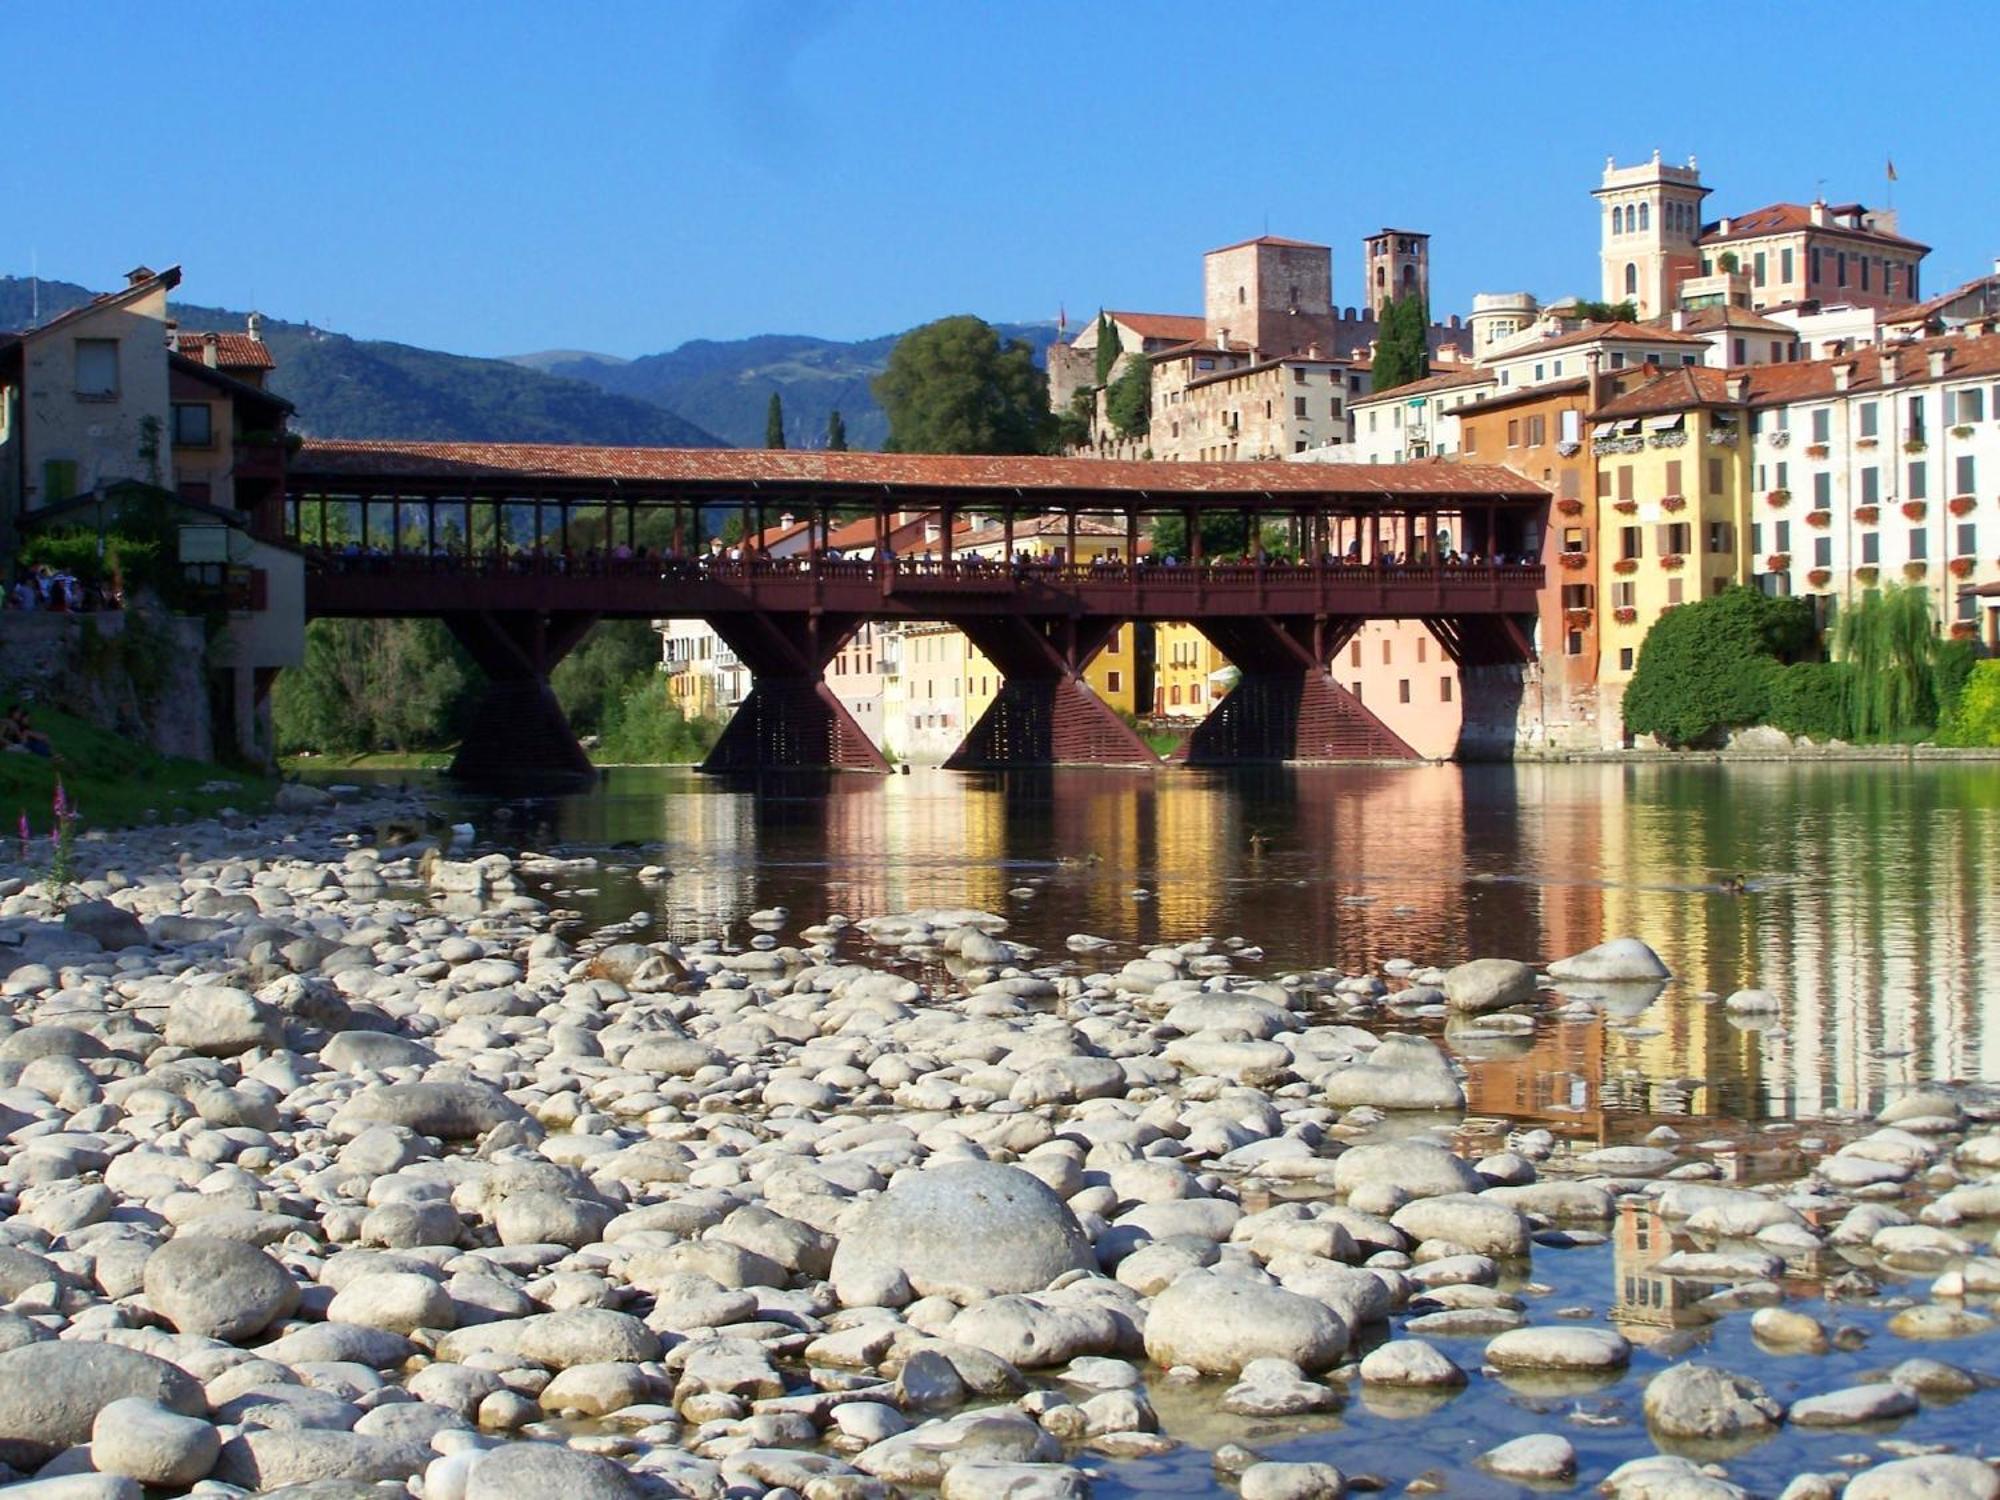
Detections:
[1, 705, 54, 758]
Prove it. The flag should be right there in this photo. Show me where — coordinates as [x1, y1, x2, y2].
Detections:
[1887, 157, 1898, 182]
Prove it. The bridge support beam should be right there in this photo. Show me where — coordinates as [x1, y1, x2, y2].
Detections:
[1177, 616, 1418, 765]
[701, 613, 888, 773]
[945, 617, 1156, 768]
[444, 611, 600, 786]
[1423, 614, 1538, 760]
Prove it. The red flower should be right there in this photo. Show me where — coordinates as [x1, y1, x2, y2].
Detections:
[1807, 568, 1832, 587]
[1854, 506, 1880, 524]
[1766, 489, 1791, 508]
[1806, 511, 1831, 529]
[1660, 553, 1686, 570]
[1903, 501, 1928, 521]
[1766, 553, 1791, 571]
[1613, 558, 1638, 575]
[1948, 556, 1976, 578]
[1948, 496, 1978, 516]
[1613, 606, 1638, 624]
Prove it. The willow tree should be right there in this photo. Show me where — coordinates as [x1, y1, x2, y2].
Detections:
[1835, 583, 1939, 739]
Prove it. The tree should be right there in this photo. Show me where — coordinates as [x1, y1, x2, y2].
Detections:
[1835, 583, 1939, 739]
[873, 315, 1055, 455]
[273, 619, 477, 755]
[551, 620, 662, 736]
[1148, 511, 1250, 561]
[826, 408, 848, 451]
[1105, 353, 1151, 439]
[1621, 586, 1816, 746]
[1717, 250, 1740, 273]
[1093, 313, 1122, 389]
[765, 392, 786, 449]
[1370, 295, 1429, 394]
[1572, 299, 1638, 322]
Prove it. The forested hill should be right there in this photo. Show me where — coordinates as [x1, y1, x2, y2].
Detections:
[532, 323, 1062, 451]
[0, 277, 727, 448]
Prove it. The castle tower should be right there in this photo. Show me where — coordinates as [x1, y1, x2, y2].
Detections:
[1364, 229, 1430, 317]
[1202, 235, 1332, 357]
[1593, 151, 1709, 319]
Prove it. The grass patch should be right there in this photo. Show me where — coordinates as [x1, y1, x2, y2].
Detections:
[1, 708, 275, 835]
[283, 749, 455, 772]
[1142, 728, 1190, 757]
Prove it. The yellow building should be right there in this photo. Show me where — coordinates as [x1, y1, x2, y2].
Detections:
[1152, 622, 1230, 719]
[1590, 366, 1754, 743]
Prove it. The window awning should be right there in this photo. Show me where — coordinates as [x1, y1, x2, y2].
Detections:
[1592, 421, 1618, 438]
[1617, 419, 1642, 435]
[1646, 414, 1685, 431]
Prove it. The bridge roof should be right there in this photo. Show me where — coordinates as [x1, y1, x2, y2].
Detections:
[293, 441, 1546, 507]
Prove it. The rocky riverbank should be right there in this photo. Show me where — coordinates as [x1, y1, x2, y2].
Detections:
[0, 796, 1997, 1499]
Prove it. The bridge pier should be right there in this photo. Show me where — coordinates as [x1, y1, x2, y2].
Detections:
[701, 614, 889, 773]
[443, 611, 600, 785]
[1422, 614, 1537, 759]
[945, 617, 1156, 768]
[1177, 616, 1418, 765]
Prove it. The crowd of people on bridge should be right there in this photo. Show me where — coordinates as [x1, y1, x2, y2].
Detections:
[4, 563, 120, 613]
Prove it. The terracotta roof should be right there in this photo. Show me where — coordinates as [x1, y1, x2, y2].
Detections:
[1489, 321, 1708, 359]
[1150, 338, 1253, 362]
[173, 332, 275, 370]
[1207, 234, 1328, 255]
[1350, 367, 1496, 406]
[1883, 274, 2000, 329]
[1455, 377, 1592, 417]
[292, 441, 1548, 502]
[1700, 202, 1928, 252]
[1103, 311, 1208, 344]
[167, 351, 293, 413]
[1588, 332, 2000, 416]
[1665, 306, 1796, 336]
[1588, 367, 1732, 420]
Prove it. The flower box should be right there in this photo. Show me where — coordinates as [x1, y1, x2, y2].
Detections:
[1904, 561, 1929, 579]
[1767, 429, 1791, 448]
[1661, 494, 1687, 512]
[1806, 510, 1831, 529]
[1613, 558, 1638, 575]
[1856, 437, 1879, 450]
[1613, 606, 1638, 624]
[1564, 608, 1593, 630]
[1903, 501, 1928, 521]
[1807, 568, 1832, 588]
[1904, 438, 1928, 454]
[1556, 497, 1585, 516]
[1805, 443, 1831, 459]
[1951, 621, 1980, 640]
[1766, 553, 1791, 572]
[1854, 505, 1880, 524]
[1949, 556, 1977, 578]
[1558, 552, 1591, 571]
[1949, 495, 1978, 516]
[1766, 489, 1791, 508]
[1953, 424, 1976, 439]
[1613, 499, 1638, 514]
[1855, 565, 1880, 585]
[1661, 553, 1686, 570]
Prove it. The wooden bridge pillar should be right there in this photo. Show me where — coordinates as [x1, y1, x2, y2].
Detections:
[945, 617, 1156, 768]
[443, 610, 601, 785]
[701, 613, 889, 773]
[1176, 615, 1419, 765]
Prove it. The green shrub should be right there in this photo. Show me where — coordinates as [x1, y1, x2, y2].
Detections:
[1934, 636, 1980, 726]
[1938, 660, 2000, 747]
[1621, 587, 1814, 747]
[1766, 661, 1851, 739]
[596, 674, 722, 763]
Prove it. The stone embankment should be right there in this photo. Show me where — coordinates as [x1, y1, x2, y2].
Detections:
[0, 805, 1997, 1499]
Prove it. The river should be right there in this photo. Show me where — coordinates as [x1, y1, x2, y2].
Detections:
[333, 760, 2000, 1137]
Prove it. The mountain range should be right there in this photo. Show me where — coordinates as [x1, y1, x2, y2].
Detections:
[0, 274, 1061, 452]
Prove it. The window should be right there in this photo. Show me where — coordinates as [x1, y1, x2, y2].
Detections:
[1753, 251, 1767, 286]
[1534, 364, 1545, 382]
[1563, 527, 1587, 554]
[172, 403, 213, 447]
[1958, 522, 1978, 557]
[1625, 263, 1638, 296]
[1527, 415, 1547, 446]
[1560, 409, 1581, 445]
[1958, 388, 1986, 424]
[1668, 577, 1684, 604]
[1398, 679, 1411, 704]
[1617, 467, 1634, 501]
[1656, 522, 1691, 554]
[1349, 642, 1361, 667]
[1613, 581, 1636, 609]
[1507, 419, 1520, 447]
[42, 458, 78, 502]
[1620, 647, 1635, 671]
[1106, 671, 1122, 694]
[1861, 256, 1871, 291]
[1665, 459, 1682, 496]
[1859, 402, 1878, 438]
[1861, 467, 1879, 505]
[1909, 394, 1928, 441]
[1811, 247, 1823, 284]
[1781, 247, 1794, 284]
[74, 339, 118, 398]
[1733, 338, 1747, 365]
[1956, 455, 1977, 496]
[1837, 251, 1848, 285]
[1751, 522, 1763, 553]
[1813, 472, 1832, 510]
[1463, 423, 1476, 453]
[1294, 397, 1307, 417]
[1293, 368, 1307, 385]
[1815, 536, 1833, 567]
[1381, 639, 1393, 665]
[1909, 461, 1928, 499]
[1620, 526, 1642, 560]
[1910, 529, 1928, 561]
[1862, 532, 1880, 564]
[1707, 457, 1723, 493]
[1775, 460, 1789, 490]
[1706, 521, 1733, 553]
[1811, 408, 1831, 443]
[1639, 203, 1650, 232]
[1566, 632, 1583, 656]
[1562, 583, 1594, 609]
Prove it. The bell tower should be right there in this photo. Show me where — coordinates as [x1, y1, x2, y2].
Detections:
[1593, 150, 1708, 318]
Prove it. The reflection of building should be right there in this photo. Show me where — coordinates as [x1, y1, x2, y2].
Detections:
[1464, 1020, 1609, 1144]
[1611, 1198, 1715, 1340]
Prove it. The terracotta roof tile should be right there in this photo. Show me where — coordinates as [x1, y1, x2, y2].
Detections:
[1350, 368, 1496, 405]
[1700, 202, 1928, 252]
[1489, 321, 1708, 360]
[292, 441, 1547, 501]
[1207, 234, 1328, 254]
[173, 332, 275, 370]
[1103, 311, 1208, 344]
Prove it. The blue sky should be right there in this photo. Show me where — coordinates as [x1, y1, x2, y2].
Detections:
[7, 2, 1995, 359]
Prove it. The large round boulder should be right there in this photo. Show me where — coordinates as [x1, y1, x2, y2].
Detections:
[330, 1081, 530, 1140]
[1546, 939, 1670, 984]
[1442, 959, 1537, 1014]
[0, 1341, 207, 1468]
[1642, 1363, 1783, 1440]
[1144, 1272, 1347, 1374]
[1333, 1140, 1483, 1201]
[144, 1236, 299, 1341]
[464, 1440, 647, 1498]
[831, 1163, 1093, 1306]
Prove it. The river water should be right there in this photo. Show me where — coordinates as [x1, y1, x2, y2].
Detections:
[325, 760, 2000, 1492]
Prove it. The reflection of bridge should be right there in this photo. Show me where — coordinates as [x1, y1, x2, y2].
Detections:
[286, 442, 1548, 781]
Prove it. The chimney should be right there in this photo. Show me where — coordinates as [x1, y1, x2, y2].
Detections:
[1585, 349, 1615, 409]
[247, 311, 263, 343]
[1832, 360, 1855, 392]
[1820, 339, 1846, 360]
[1670, 309, 1686, 331]
[1718, 217, 1733, 235]
[778, 512, 796, 530]
[1881, 347, 1901, 386]
[1728, 372, 1751, 403]
[201, 331, 220, 368]
[1929, 346, 1951, 379]
[1810, 201, 1830, 226]
[123, 265, 154, 287]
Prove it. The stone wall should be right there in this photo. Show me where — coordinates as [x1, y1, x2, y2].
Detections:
[0, 610, 213, 761]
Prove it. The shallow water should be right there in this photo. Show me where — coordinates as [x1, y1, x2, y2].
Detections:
[340, 759, 2000, 1134]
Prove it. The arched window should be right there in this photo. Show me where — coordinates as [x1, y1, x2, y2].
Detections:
[1375, 265, 1386, 287]
[1625, 262, 1639, 295]
[1612, 206, 1624, 235]
[1638, 202, 1650, 232]
[1402, 264, 1416, 290]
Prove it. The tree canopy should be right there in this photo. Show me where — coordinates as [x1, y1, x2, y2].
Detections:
[1834, 583, 1939, 739]
[1093, 312, 1122, 388]
[1370, 295, 1429, 393]
[873, 315, 1055, 455]
[826, 408, 848, 451]
[1621, 586, 1816, 746]
[1571, 299, 1638, 323]
[765, 392, 786, 449]
[1106, 353, 1151, 439]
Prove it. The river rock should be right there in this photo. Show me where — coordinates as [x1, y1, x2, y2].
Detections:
[940, 1461, 1088, 1500]
[1788, 1382, 1918, 1426]
[331, 1080, 530, 1140]
[1357, 1338, 1464, 1387]
[90, 1397, 221, 1487]
[1333, 1139, 1483, 1200]
[210, 1428, 429, 1488]
[0, 1341, 206, 1468]
[1480, 1433, 1577, 1481]
[1601, 1455, 1750, 1500]
[164, 985, 281, 1055]
[1144, 1272, 1346, 1374]
[1442, 958, 1536, 1013]
[1842, 1455, 2000, 1500]
[1324, 1033, 1465, 1111]
[436, 1308, 660, 1369]
[1547, 938, 1669, 983]
[1642, 1364, 1783, 1439]
[1239, 1461, 1347, 1500]
[63, 900, 149, 951]
[1391, 1195, 1531, 1257]
[1483, 1326, 1630, 1372]
[144, 1235, 300, 1340]
[326, 1271, 455, 1333]
[831, 1162, 1093, 1305]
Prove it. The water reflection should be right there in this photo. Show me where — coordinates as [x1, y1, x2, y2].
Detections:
[393, 759, 2000, 1128]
